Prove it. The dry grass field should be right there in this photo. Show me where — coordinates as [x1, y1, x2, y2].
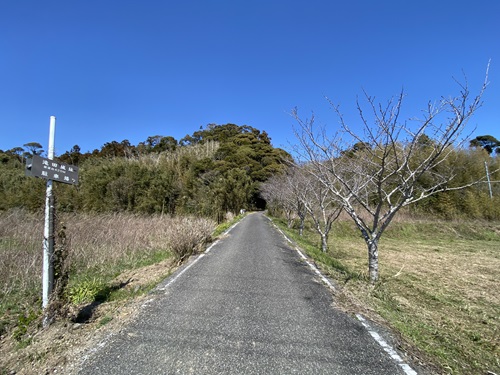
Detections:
[277, 217, 500, 375]
[0, 210, 215, 340]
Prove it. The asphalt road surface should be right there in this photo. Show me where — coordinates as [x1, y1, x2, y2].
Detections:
[77, 212, 412, 374]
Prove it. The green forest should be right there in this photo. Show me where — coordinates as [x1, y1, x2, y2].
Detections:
[0, 124, 291, 221]
[0, 123, 499, 221]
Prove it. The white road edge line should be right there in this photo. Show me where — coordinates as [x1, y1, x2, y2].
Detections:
[268, 216, 418, 375]
[356, 314, 418, 375]
[159, 217, 244, 292]
[270, 220, 335, 292]
[160, 253, 206, 290]
[78, 218, 245, 370]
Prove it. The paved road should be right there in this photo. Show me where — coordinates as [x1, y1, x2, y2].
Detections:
[77, 212, 410, 374]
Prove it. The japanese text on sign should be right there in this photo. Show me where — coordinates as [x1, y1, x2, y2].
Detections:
[26, 155, 79, 185]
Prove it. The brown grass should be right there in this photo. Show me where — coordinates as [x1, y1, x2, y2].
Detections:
[0, 209, 43, 303]
[335, 220, 500, 374]
[0, 209, 215, 330]
[64, 212, 214, 268]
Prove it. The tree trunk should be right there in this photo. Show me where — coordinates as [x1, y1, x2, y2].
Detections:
[367, 239, 379, 283]
[321, 233, 328, 253]
[286, 209, 293, 228]
[299, 215, 305, 236]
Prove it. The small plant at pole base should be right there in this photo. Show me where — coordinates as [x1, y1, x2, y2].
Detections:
[12, 308, 39, 344]
[67, 277, 108, 305]
[292, 66, 490, 283]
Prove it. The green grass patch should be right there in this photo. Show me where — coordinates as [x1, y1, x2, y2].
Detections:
[67, 277, 109, 305]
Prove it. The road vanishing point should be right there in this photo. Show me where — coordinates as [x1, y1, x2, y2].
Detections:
[76, 212, 417, 375]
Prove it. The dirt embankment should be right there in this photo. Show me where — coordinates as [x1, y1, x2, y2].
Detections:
[0, 258, 177, 375]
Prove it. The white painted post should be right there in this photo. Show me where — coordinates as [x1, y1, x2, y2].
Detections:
[485, 161, 493, 199]
[42, 116, 56, 309]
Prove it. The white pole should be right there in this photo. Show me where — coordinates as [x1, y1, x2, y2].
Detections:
[42, 116, 56, 309]
[485, 161, 493, 199]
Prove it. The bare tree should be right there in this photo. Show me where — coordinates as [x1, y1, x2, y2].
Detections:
[261, 174, 296, 228]
[292, 70, 489, 283]
[295, 165, 342, 252]
[261, 166, 309, 231]
[282, 166, 309, 235]
[261, 165, 341, 252]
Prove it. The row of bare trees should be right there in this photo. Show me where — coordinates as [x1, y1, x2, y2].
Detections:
[264, 69, 492, 283]
[262, 166, 342, 253]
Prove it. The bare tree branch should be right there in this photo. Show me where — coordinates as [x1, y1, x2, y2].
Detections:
[292, 67, 489, 282]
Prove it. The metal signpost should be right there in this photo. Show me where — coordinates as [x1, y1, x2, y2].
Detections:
[25, 116, 79, 314]
[43, 116, 56, 313]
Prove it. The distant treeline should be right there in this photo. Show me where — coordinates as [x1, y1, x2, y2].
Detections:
[0, 124, 291, 221]
[0, 126, 498, 220]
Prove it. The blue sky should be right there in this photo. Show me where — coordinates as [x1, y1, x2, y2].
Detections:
[1, 0, 499, 156]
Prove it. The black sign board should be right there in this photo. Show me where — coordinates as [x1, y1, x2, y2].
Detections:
[26, 155, 79, 185]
